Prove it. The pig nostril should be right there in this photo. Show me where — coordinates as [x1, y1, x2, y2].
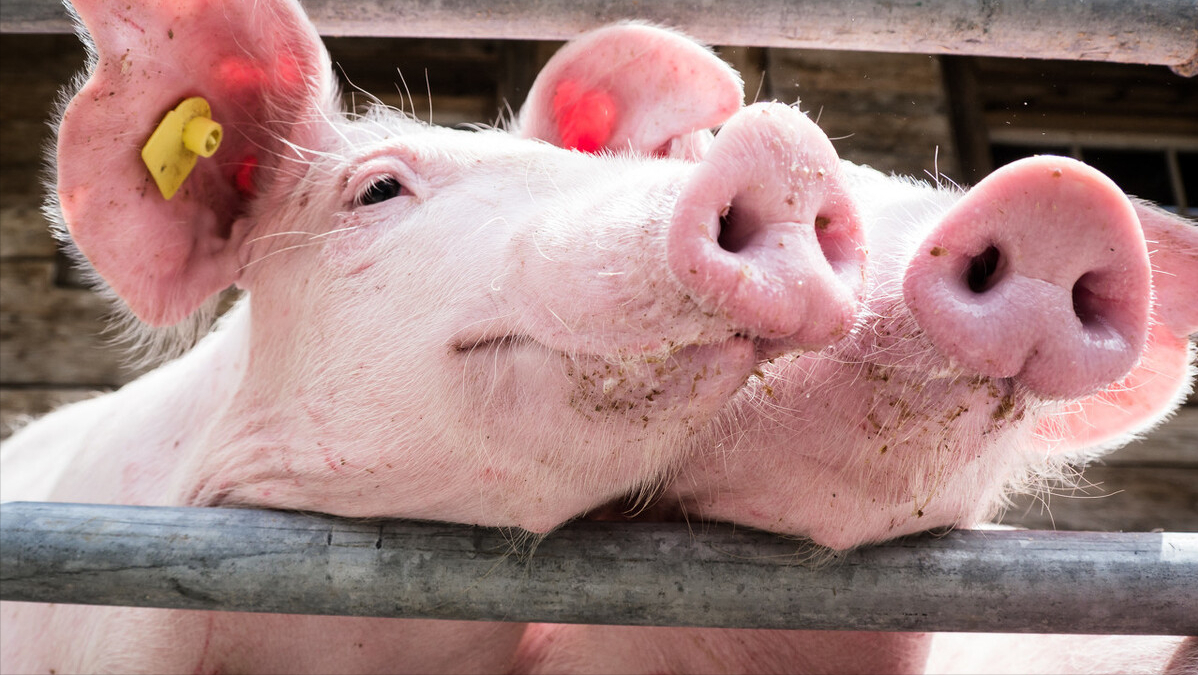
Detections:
[716, 204, 847, 262]
[716, 204, 753, 253]
[1071, 273, 1105, 328]
[966, 245, 1004, 294]
[813, 212, 854, 270]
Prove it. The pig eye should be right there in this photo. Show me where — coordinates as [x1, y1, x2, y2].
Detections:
[356, 176, 406, 206]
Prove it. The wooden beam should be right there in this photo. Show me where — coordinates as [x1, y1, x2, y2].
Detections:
[3, 0, 1196, 75]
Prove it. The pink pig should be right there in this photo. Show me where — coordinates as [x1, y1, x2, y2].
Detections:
[0, 0, 869, 673]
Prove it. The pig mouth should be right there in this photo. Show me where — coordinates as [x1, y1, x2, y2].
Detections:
[452, 334, 529, 354]
[451, 329, 776, 365]
[451, 332, 765, 385]
[452, 330, 789, 363]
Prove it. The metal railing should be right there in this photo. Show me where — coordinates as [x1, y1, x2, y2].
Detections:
[2, 502, 1195, 634]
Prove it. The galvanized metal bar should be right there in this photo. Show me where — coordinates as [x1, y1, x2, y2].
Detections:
[2, 501, 1195, 634]
[2, 0, 1196, 75]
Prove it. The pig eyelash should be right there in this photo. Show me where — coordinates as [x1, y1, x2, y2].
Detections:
[355, 176, 407, 207]
[342, 146, 425, 206]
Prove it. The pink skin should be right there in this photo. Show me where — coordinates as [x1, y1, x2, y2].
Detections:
[518, 23, 740, 158]
[513, 625, 935, 675]
[668, 103, 865, 356]
[0, 2, 867, 674]
[904, 156, 1151, 400]
[513, 626, 1185, 675]
[40, 1, 870, 536]
[513, 168, 1198, 674]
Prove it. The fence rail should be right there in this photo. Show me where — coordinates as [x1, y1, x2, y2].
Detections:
[2, 502, 1195, 634]
[2, 0, 1196, 75]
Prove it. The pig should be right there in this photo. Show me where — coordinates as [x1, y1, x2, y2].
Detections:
[0, 0, 872, 673]
[660, 157, 1198, 550]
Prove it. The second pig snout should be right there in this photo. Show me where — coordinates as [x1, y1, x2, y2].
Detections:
[667, 103, 867, 354]
[902, 156, 1152, 399]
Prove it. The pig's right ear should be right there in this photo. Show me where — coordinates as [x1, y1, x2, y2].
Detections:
[56, 0, 335, 326]
[516, 24, 743, 157]
[1043, 205, 1198, 453]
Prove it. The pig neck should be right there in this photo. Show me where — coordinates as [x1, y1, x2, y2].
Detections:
[41, 303, 254, 507]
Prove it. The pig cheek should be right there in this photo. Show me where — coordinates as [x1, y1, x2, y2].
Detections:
[560, 340, 758, 442]
[229, 286, 446, 512]
[315, 212, 394, 278]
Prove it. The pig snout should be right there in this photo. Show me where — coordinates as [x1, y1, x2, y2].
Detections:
[667, 103, 866, 354]
[903, 156, 1151, 399]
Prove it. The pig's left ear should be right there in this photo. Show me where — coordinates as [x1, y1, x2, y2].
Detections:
[56, 0, 335, 326]
[1043, 204, 1198, 452]
[516, 24, 743, 157]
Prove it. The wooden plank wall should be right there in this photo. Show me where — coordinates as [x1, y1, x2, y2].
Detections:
[1, 32, 1194, 535]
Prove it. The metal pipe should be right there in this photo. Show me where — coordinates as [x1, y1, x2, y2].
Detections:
[2, 501, 1195, 634]
[2, 0, 1195, 75]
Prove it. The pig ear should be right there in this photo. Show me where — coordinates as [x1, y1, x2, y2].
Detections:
[1138, 203, 1198, 339]
[56, 0, 335, 326]
[1041, 204, 1198, 452]
[516, 24, 743, 157]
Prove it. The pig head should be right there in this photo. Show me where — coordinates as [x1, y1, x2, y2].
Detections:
[6, 1, 1196, 672]
[41, 2, 868, 533]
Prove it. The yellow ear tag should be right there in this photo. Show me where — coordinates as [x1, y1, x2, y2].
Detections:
[140, 97, 223, 200]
